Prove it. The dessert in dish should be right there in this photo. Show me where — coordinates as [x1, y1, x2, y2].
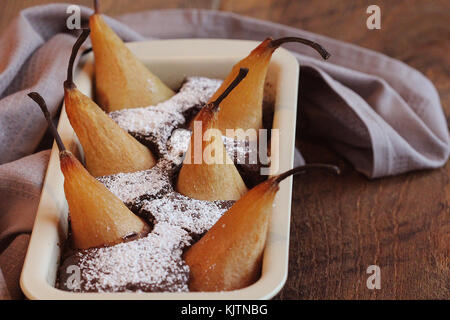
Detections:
[27, 0, 335, 294]
[55, 67, 250, 292]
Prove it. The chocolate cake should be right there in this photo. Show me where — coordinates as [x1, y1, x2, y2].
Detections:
[140, 192, 234, 241]
[57, 76, 272, 293]
[109, 77, 222, 156]
[58, 223, 191, 292]
[97, 160, 173, 212]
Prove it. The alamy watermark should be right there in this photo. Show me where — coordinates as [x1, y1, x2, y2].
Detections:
[366, 265, 381, 289]
[366, 5, 381, 30]
[65, 265, 81, 291]
[66, 5, 81, 30]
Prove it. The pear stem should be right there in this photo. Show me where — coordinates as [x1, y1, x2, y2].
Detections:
[64, 28, 91, 89]
[28, 92, 66, 152]
[273, 163, 340, 184]
[211, 67, 249, 110]
[270, 37, 330, 60]
[94, 0, 100, 14]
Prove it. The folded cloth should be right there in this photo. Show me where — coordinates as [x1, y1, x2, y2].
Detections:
[0, 4, 448, 299]
[0, 150, 49, 299]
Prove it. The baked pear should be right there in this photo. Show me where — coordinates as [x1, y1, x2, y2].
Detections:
[64, 29, 156, 177]
[184, 164, 340, 291]
[176, 68, 249, 201]
[209, 37, 330, 133]
[28, 92, 149, 249]
[90, 0, 174, 111]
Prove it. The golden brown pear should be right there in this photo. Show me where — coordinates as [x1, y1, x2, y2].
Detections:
[184, 164, 340, 291]
[208, 37, 330, 133]
[64, 29, 156, 177]
[28, 92, 149, 250]
[89, 1, 174, 111]
[60, 150, 149, 249]
[176, 69, 249, 201]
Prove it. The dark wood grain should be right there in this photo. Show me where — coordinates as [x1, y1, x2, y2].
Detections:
[1, 0, 448, 299]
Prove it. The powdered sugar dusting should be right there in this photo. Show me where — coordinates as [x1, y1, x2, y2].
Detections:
[76, 223, 191, 292]
[109, 77, 221, 155]
[111, 107, 184, 140]
[222, 136, 257, 164]
[97, 162, 172, 208]
[164, 77, 222, 114]
[140, 192, 233, 236]
[109, 107, 184, 156]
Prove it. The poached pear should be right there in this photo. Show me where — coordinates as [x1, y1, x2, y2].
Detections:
[90, 0, 174, 111]
[64, 29, 156, 177]
[207, 37, 330, 133]
[184, 164, 340, 291]
[28, 92, 149, 249]
[176, 68, 249, 201]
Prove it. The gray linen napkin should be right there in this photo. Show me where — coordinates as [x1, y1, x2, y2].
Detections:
[0, 4, 448, 299]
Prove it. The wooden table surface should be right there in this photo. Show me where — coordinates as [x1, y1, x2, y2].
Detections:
[2, 0, 449, 299]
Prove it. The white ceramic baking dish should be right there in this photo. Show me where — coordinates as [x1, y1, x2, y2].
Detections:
[20, 39, 299, 300]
